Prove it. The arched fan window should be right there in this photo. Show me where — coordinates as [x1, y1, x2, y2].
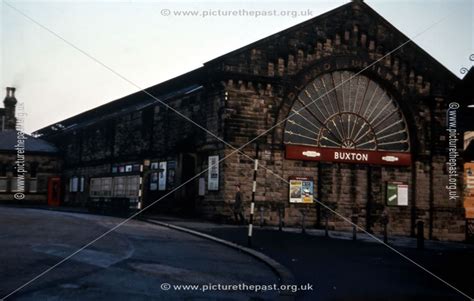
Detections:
[284, 71, 410, 152]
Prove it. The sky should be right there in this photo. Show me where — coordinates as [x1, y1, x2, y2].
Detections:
[0, 0, 472, 134]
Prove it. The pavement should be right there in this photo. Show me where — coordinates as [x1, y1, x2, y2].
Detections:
[0, 207, 282, 301]
[143, 214, 474, 301]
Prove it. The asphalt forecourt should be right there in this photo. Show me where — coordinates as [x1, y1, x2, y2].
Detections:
[142, 215, 474, 301]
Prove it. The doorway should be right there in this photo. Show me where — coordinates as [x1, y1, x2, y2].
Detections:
[47, 177, 61, 206]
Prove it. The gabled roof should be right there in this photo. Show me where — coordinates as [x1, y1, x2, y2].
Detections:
[205, 0, 459, 83]
[34, 67, 206, 137]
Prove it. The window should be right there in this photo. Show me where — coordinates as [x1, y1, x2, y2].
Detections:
[0, 178, 7, 192]
[125, 175, 140, 197]
[69, 177, 79, 192]
[283, 71, 410, 152]
[113, 176, 126, 197]
[90, 178, 101, 197]
[102, 177, 112, 196]
[10, 177, 19, 192]
[80, 177, 85, 192]
[89, 177, 112, 196]
[29, 178, 37, 193]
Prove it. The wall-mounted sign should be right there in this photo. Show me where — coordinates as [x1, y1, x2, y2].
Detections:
[286, 145, 411, 166]
[158, 161, 167, 191]
[208, 155, 219, 191]
[289, 176, 314, 203]
[386, 182, 408, 206]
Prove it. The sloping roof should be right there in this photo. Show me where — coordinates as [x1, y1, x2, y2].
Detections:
[0, 130, 59, 153]
[34, 67, 206, 138]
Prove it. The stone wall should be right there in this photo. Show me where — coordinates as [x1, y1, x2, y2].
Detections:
[209, 51, 465, 240]
[0, 152, 61, 203]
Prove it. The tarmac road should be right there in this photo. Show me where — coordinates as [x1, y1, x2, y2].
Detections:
[145, 215, 474, 301]
[0, 207, 281, 300]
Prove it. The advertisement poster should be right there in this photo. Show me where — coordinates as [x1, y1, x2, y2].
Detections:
[158, 161, 167, 191]
[289, 177, 314, 203]
[149, 172, 158, 191]
[208, 155, 219, 191]
[386, 182, 409, 206]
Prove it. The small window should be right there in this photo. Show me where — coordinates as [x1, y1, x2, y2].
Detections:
[29, 178, 37, 193]
[0, 178, 7, 192]
[69, 177, 79, 192]
[80, 177, 85, 192]
[10, 177, 19, 192]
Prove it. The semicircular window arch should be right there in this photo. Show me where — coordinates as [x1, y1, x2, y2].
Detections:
[284, 71, 410, 152]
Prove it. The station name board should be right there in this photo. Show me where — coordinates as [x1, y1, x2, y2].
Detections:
[285, 145, 411, 166]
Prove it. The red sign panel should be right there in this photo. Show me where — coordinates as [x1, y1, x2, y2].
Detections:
[285, 145, 411, 166]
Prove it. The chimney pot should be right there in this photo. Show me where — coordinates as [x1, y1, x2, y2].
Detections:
[6, 87, 16, 98]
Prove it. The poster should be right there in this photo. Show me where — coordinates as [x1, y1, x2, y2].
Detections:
[158, 161, 167, 191]
[386, 182, 409, 206]
[149, 172, 158, 191]
[289, 177, 314, 203]
[208, 155, 219, 191]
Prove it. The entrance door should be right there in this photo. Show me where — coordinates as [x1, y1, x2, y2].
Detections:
[47, 177, 61, 206]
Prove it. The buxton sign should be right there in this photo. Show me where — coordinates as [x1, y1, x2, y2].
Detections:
[286, 145, 411, 166]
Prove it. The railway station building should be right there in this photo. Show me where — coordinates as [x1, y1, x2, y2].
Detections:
[34, 1, 471, 241]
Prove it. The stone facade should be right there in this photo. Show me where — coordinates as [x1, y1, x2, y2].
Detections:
[36, 1, 466, 241]
[0, 87, 61, 204]
[0, 152, 61, 203]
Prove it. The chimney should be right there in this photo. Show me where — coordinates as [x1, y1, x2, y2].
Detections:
[3, 87, 17, 131]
